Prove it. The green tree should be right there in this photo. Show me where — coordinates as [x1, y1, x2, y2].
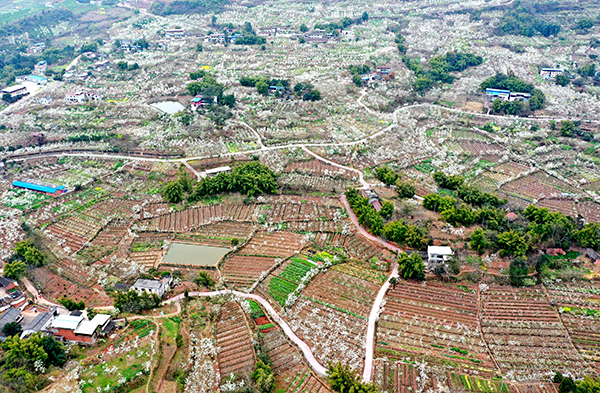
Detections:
[4, 261, 26, 280]
[497, 230, 528, 257]
[303, 89, 321, 101]
[328, 362, 378, 393]
[470, 227, 489, 254]
[577, 18, 594, 31]
[379, 201, 394, 219]
[256, 80, 269, 96]
[253, 360, 275, 393]
[362, 12, 369, 21]
[560, 120, 577, 137]
[194, 271, 215, 289]
[113, 290, 161, 314]
[398, 252, 425, 280]
[299, 24, 309, 33]
[529, 89, 546, 111]
[58, 296, 85, 311]
[117, 61, 128, 70]
[1, 333, 48, 370]
[558, 377, 577, 393]
[509, 257, 529, 286]
[162, 180, 184, 203]
[41, 336, 66, 367]
[575, 222, 600, 249]
[579, 63, 597, 78]
[375, 166, 398, 186]
[2, 321, 23, 338]
[396, 180, 415, 198]
[555, 74, 570, 86]
[15, 240, 45, 267]
[196, 43, 203, 52]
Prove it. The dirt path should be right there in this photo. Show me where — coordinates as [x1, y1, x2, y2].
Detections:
[340, 194, 401, 253]
[164, 290, 329, 376]
[362, 263, 398, 382]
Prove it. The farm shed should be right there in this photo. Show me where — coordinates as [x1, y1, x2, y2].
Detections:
[12, 179, 67, 195]
[201, 166, 232, 178]
[1, 85, 28, 98]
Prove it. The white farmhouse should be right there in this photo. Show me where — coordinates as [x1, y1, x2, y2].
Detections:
[427, 246, 453, 264]
[131, 276, 172, 298]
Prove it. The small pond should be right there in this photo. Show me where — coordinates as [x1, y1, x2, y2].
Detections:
[162, 242, 229, 267]
[150, 100, 186, 115]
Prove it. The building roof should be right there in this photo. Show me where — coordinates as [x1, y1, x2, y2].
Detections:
[91, 314, 111, 327]
[0, 308, 21, 332]
[428, 246, 453, 255]
[205, 166, 231, 175]
[23, 312, 52, 333]
[485, 88, 511, 94]
[1, 85, 26, 94]
[73, 320, 99, 335]
[13, 180, 62, 194]
[70, 310, 83, 316]
[540, 68, 562, 72]
[190, 96, 204, 103]
[133, 278, 163, 290]
[27, 75, 47, 82]
[114, 283, 130, 291]
[51, 315, 84, 330]
[0, 277, 16, 288]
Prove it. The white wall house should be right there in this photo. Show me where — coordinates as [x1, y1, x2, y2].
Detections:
[427, 246, 453, 264]
[131, 276, 172, 298]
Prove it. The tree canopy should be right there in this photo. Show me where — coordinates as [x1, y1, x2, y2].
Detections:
[398, 252, 425, 280]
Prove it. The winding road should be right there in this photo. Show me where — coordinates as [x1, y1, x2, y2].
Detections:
[164, 289, 330, 376]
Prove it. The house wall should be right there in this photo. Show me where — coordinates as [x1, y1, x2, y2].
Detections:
[52, 328, 96, 344]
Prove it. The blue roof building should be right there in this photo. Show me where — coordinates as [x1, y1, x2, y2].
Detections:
[13, 179, 66, 195]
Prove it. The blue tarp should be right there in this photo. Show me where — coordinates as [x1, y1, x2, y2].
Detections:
[13, 181, 62, 194]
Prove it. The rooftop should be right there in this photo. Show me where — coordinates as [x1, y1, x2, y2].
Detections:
[23, 312, 52, 333]
[74, 320, 99, 336]
[51, 315, 84, 330]
[133, 278, 163, 289]
[1, 85, 26, 93]
[91, 314, 111, 327]
[13, 181, 63, 194]
[428, 246, 453, 255]
[0, 308, 21, 332]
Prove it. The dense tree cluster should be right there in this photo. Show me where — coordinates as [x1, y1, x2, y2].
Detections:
[374, 167, 415, 199]
[114, 290, 161, 314]
[346, 188, 425, 248]
[328, 362, 379, 393]
[345, 188, 384, 235]
[58, 296, 85, 311]
[252, 360, 275, 393]
[481, 73, 546, 113]
[480, 73, 534, 93]
[496, 3, 561, 37]
[383, 221, 424, 249]
[232, 22, 266, 45]
[397, 252, 425, 279]
[348, 64, 371, 87]
[0, 333, 66, 392]
[403, 51, 483, 94]
[163, 162, 279, 203]
[150, 0, 228, 16]
[4, 240, 46, 280]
